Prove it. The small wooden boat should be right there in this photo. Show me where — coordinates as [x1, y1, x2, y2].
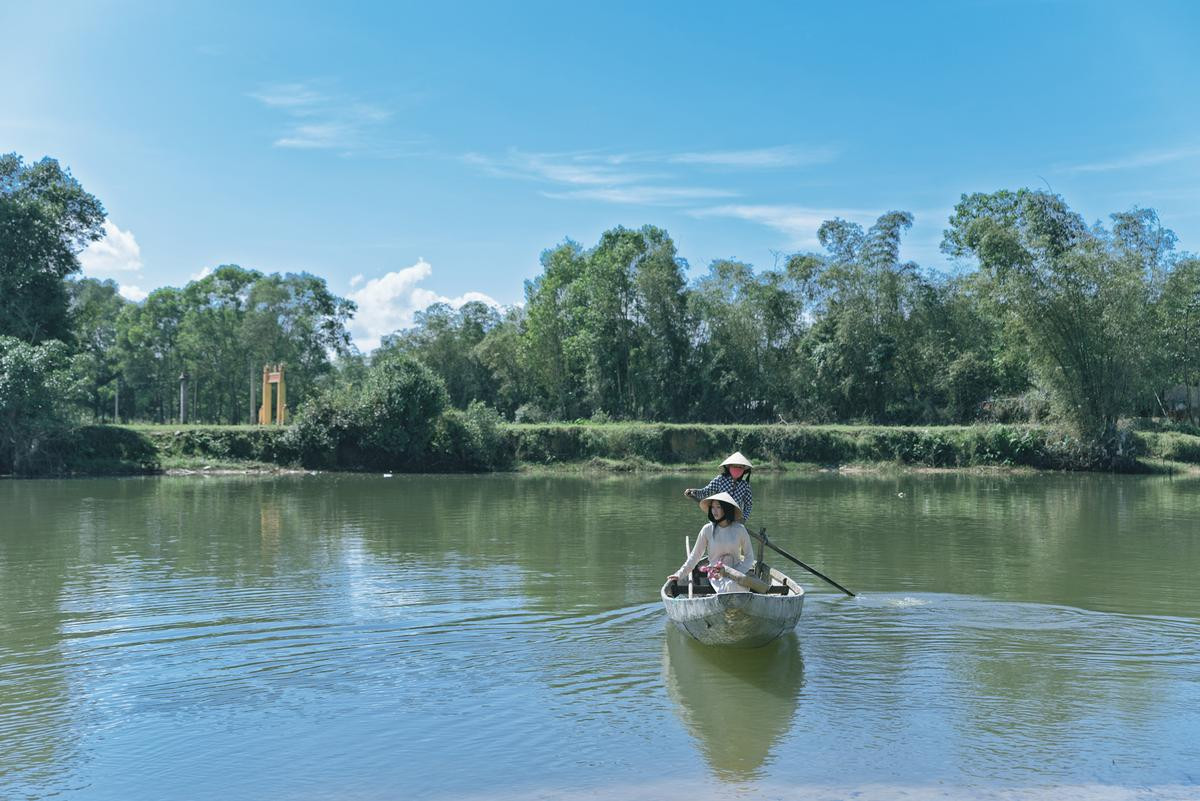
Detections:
[660, 561, 805, 648]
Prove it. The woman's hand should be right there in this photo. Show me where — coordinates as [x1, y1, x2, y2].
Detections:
[667, 574, 678, 582]
[682, 488, 697, 500]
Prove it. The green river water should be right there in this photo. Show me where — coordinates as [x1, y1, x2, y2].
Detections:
[1, 472, 1198, 800]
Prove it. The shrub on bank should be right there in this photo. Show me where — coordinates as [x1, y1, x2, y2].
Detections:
[0, 336, 72, 475]
[68, 425, 160, 474]
[429, 402, 514, 471]
[142, 425, 297, 464]
[286, 354, 452, 470]
[507, 422, 1149, 471]
[75, 421, 1198, 475]
[1135, 432, 1200, 464]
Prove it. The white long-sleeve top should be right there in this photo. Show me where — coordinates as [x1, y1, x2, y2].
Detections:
[676, 521, 756, 594]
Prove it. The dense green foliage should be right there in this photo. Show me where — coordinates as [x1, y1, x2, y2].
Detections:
[1, 155, 105, 343]
[5, 149, 1200, 474]
[509, 422, 1140, 471]
[944, 191, 1163, 457]
[393, 208, 1196, 462]
[285, 353, 509, 471]
[82, 420, 1200, 474]
[0, 336, 72, 474]
[103, 265, 356, 424]
[135, 425, 296, 465]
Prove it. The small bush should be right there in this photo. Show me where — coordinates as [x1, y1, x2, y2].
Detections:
[1137, 432, 1200, 464]
[286, 354, 449, 470]
[981, 391, 1053, 424]
[67, 426, 159, 474]
[430, 402, 514, 471]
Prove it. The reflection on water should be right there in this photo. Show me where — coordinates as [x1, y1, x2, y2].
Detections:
[663, 627, 804, 781]
[1, 472, 1199, 800]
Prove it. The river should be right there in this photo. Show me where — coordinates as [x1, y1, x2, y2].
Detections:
[1, 472, 1198, 800]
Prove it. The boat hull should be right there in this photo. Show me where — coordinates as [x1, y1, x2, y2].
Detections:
[660, 569, 805, 648]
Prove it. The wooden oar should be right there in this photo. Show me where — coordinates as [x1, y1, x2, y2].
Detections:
[752, 528, 856, 597]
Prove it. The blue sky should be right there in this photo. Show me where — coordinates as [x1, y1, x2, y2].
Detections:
[4, 0, 1199, 350]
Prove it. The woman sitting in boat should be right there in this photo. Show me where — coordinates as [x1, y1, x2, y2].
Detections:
[668, 492, 758, 594]
[683, 452, 753, 523]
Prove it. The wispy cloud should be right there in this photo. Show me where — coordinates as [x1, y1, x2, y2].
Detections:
[346, 259, 501, 352]
[545, 186, 737, 205]
[464, 144, 836, 208]
[462, 150, 656, 186]
[668, 145, 838, 168]
[249, 81, 415, 156]
[463, 149, 733, 207]
[249, 82, 327, 110]
[690, 204, 878, 248]
[1062, 145, 1200, 174]
[80, 220, 143, 275]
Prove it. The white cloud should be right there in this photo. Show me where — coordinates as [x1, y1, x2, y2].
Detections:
[463, 149, 732, 207]
[544, 186, 737, 206]
[80, 220, 143, 276]
[668, 145, 839, 168]
[1062, 145, 1200, 174]
[118, 284, 148, 302]
[191, 266, 213, 281]
[346, 259, 500, 352]
[691, 204, 877, 248]
[249, 81, 397, 154]
[462, 150, 655, 186]
[465, 145, 837, 208]
[249, 82, 326, 110]
[349, 273, 364, 287]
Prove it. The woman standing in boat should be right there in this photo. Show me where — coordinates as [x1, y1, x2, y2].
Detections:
[683, 452, 753, 523]
[668, 492, 757, 594]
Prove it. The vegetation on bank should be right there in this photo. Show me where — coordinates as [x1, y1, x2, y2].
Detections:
[9, 419, 1200, 477]
[5, 151, 1200, 476]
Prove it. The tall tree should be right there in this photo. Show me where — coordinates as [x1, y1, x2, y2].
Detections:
[0, 154, 105, 343]
[179, 265, 261, 422]
[943, 190, 1157, 448]
[114, 288, 185, 422]
[1157, 258, 1200, 423]
[380, 301, 501, 409]
[628, 226, 692, 420]
[689, 260, 766, 421]
[66, 278, 128, 420]
[519, 226, 693, 420]
[522, 241, 587, 418]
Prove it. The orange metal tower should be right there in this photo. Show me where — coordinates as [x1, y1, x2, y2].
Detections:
[257, 364, 288, 425]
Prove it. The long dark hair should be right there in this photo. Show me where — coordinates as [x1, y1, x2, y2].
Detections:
[707, 500, 736, 525]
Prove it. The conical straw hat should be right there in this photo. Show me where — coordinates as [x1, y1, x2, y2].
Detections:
[720, 451, 752, 470]
[699, 491, 744, 521]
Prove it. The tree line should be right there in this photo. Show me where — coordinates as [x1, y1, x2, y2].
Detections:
[385, 197, 1199, 452]
[4, 151, 1200, 473]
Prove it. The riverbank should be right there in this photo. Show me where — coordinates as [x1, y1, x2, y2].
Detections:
[11, 421, 1198, 478]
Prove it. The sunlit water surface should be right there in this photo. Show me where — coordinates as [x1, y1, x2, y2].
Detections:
[2, 472, 1198, 800]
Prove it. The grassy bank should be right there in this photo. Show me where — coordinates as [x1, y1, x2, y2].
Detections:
[123, 424, 298, 467]
[24, 421, 1197, 477]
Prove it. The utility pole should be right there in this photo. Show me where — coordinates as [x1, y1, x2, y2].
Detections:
[114, 381, 119, 423]
[179, 371, 189, 424]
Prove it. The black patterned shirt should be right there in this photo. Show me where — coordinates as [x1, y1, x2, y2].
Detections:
[693, 474, 753, 522]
